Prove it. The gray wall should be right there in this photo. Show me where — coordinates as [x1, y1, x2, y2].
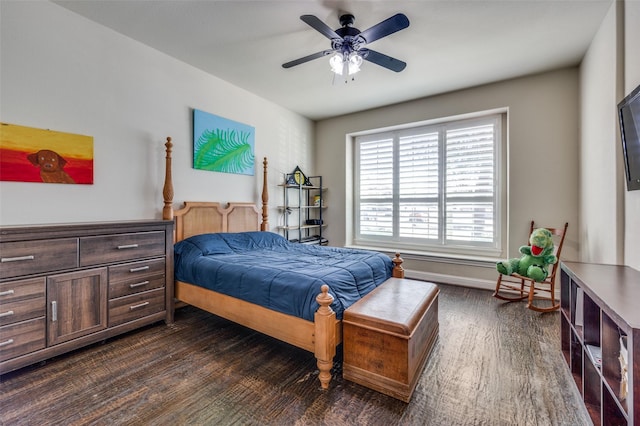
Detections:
[316, 69, 580, 288]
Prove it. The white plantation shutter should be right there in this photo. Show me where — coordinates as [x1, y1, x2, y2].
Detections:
[398, 130, 439, 239]
[445, 124, 495, 243]
[358, 136, 393, 236]
[355, 114, 502, 255]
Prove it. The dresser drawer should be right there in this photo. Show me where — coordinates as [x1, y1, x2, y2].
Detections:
[0, 317, 46, 363]
[110, 276, 165, 299]
[108, 288, 165, 327]
[0, 278, 46, 326]
[0, 239, 78, 279]
[109, 259, 165, 299]
[80, 231, 165, 266]
[108, 258, 165, 283]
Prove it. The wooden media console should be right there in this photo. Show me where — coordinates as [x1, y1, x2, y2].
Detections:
[560, 261, 640, 425]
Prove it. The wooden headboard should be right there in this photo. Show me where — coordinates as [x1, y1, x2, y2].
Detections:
[161, 137, 269, 242]
[172, 202, 260, 242]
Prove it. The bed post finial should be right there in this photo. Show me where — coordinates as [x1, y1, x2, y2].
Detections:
[314, 284, 336, 389]
[163, 137, 174, 220]
[392, 252, 404, 278]
[260, 157, 269, 231]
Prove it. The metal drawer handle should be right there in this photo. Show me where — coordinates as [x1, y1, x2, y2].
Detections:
[1, 255, 35, 263]
[117, 244, 139, 250]
[0, 290, 15, 297]
[0, 310, 14, 318]
[51, 301, 57, 322]
[0, 339, 14, 347]
[129, 301, 150, 311]
[129, 281, 150, 289]
[129, 266, 150, 273]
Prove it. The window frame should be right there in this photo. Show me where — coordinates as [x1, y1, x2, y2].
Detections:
[350, 110, 507, 260]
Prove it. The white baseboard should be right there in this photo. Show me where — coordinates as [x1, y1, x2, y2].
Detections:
[404, 269, 561, 299]
[404, 269, 496, 291]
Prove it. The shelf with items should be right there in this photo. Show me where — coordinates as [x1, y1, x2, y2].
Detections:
[560, 262, 639, 426]
[277, 173, 327, 245]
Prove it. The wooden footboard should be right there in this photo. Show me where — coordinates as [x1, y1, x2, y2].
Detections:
[176, 281, 341, 388]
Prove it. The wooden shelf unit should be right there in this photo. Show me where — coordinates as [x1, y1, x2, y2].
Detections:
[560, 261, 639, 425]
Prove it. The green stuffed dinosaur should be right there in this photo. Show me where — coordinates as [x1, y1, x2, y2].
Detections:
[496, 228, 557, 282]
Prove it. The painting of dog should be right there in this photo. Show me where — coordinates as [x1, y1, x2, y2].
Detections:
[27, 149, 76, 184]
[0, 122, 93, 184]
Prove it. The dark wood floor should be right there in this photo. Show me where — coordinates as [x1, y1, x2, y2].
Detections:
[0, 284, 590, 425]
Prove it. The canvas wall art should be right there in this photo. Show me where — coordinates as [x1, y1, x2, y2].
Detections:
[0, 123, 94, 184]
[193, 109, 255, 176]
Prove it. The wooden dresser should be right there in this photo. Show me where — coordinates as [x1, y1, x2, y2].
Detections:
[0, 220, 174, 374]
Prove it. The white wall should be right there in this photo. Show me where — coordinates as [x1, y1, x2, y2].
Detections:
[0, 1, 314, 228]
[316, 69, 580, 286]
[579, 1, 623, 265]
[579, 0, 640, 269]
[623, 0, 640, 270]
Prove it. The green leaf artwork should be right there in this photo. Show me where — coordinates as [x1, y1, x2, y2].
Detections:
[193, 109, 255, 175]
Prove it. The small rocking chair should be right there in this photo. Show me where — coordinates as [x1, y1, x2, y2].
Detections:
[493, 221, 568, 312]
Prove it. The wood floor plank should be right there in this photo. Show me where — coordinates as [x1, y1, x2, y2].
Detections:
[0, 284, 590, 425]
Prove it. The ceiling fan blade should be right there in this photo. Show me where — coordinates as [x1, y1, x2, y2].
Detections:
[360, 49, 407, 72]
[300, 15, 341, 40]
[357, 13, 410, 45]
[282, 50, 334, 69]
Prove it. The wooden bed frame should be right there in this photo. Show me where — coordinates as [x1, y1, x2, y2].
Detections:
[161, 137, 404, 389]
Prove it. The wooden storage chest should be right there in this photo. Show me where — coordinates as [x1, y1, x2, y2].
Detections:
[343, 278, 439, 402]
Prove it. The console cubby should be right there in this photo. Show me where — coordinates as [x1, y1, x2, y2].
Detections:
[583, 347, 602, 424]
[560, 262, 639, 425]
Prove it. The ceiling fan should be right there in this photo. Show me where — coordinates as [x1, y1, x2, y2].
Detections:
[282, 13, 410, 76]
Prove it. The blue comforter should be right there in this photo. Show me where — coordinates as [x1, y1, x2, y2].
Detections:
[174, 231, 393, 321]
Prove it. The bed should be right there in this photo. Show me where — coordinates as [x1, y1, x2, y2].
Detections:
[161, 137, 404, 389]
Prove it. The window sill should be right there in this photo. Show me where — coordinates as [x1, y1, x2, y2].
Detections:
[346, 244, 501, 268]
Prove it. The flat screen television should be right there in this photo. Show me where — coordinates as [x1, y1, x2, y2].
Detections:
[618, 84, 640, 191]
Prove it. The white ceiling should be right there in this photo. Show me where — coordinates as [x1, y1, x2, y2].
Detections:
[53, 0, 612, 121]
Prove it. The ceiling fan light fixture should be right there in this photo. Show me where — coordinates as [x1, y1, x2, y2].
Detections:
[329, 52, 345, 74]
[348, 52, 363, 74]
[284, 13, 409, 82]
[329, 52, 362, 76]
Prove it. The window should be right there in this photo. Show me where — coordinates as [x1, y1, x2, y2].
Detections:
[354, 113, 504, 258]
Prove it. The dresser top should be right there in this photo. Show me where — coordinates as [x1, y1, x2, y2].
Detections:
[0, 220, 173, 242]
